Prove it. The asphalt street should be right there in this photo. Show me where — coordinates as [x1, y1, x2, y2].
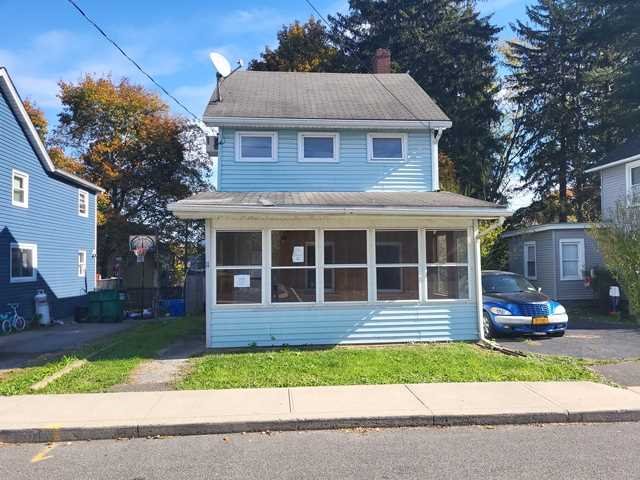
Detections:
[1, 423, 639, 479]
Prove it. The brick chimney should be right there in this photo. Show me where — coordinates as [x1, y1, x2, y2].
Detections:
[372, 48, 391, 74]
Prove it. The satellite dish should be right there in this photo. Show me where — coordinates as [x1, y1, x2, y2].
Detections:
[209, 52, 232, 78]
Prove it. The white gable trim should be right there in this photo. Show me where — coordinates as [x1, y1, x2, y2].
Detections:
[0, 68, 103, 193]
[586, 153, 640, 173]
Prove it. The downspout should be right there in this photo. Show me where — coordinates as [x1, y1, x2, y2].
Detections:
[431, 129, 443, 191]
[473, 217, 505, 342]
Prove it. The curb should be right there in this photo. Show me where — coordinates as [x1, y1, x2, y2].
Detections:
[2, 410, 640, 444]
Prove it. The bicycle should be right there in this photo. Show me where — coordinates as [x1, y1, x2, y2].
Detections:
[0, 303, 26, 335]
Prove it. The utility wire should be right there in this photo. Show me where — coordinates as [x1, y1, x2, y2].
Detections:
[304, 0, 330, 26]
[65, 0, 200, 122]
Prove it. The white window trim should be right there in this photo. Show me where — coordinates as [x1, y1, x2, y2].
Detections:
[269, 229, 318, 305]
[11, 169, 29, 208]
[214, 230, 264, 305]
[374, 232, 420, 300]
[10, 242, 37, 283]
[297, 132, 339, 163]
[235, 131, 278, 162]
[559, 238, 585, 281]
[367, 133, 408, 163]
[625, 158, 640, 206]
[78, 189, 89, 217]
[523, 241, 537, 280]
[78, 249, 87, 277]
[211, 227, 473, 308]
[425, 229, 470, 301]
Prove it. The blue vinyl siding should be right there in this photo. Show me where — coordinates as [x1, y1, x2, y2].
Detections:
[210, 303, 479, 348]
[218, 128, 433, 192]
[0, 90, 96, 319]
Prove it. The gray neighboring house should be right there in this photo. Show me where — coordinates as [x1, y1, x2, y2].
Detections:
[503, 224, 603, 301]
[586, 136, 640, 218]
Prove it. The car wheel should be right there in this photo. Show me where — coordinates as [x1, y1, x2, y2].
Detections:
[483, 312, 497, 339]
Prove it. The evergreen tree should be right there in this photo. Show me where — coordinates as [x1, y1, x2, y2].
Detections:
[506, 0, 605, 222]
[329, 0, 504, 201]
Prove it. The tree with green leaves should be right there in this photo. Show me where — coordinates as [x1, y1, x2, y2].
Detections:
[53, 75, 210, 275]
[329, 0, 504, 201]
[249, 18, 339, 72]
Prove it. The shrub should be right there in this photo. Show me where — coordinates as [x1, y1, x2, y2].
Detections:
[591, 201, 640, 316]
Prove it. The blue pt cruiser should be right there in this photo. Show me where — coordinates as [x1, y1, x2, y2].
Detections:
[482, 271, 568, 338]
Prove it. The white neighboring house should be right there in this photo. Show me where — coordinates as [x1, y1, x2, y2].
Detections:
[586, 136, 640, 217]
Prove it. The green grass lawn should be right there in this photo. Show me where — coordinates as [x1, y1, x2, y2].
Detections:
[0, 315, 203, 396]
[178, 343, 599, 390]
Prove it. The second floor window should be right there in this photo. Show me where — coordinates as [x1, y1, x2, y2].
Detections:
[368, 133, 407, 162]
[236, 132, 277, 162]
[78, 190, 89, 217]
[12, 170, 29, 208]
[298, 133, 338, 162]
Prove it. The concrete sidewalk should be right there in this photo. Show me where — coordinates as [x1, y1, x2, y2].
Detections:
[2, 382, 640, 443]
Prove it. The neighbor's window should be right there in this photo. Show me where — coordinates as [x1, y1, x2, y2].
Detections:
[10, 243, 37, 283]
[78, 250, 87, 277]
[524, 241, 536, 279]
[271, 230, 316, 303]
[425, 230, 469, 299]
[323, 230, 368, 302]
[236, 132, 277, 162]
[298, 133, 338, 162]
[78, 190, 89, 217]
[216, 231, 262, 304]
[367, 134, 406, 162]
[560, 239, 584, 281]
[11, 170, 29, 208]
[375, 230, 419, 301]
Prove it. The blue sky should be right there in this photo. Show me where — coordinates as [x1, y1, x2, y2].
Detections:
[0, 0, 530, 124]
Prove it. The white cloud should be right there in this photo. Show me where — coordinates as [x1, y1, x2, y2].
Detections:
[216, 8, 288, 35]
[173, 82, 216, 117]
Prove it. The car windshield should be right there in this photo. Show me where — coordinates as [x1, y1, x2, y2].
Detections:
[482, 274, 538, 294]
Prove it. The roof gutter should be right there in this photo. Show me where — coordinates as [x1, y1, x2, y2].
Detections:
[168, 202, 512, 219]
[203, 116, 452, 131]
[585, 153, 640, 173]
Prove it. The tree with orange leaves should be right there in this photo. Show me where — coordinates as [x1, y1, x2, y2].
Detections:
[52, 75, 211, 276]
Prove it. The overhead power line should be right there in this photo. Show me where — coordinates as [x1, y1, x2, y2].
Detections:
[65, 0, 199, 121]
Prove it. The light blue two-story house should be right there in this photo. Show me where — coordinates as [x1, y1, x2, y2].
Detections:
[1, 67, 102, 321]
[170, 54, 511, 348]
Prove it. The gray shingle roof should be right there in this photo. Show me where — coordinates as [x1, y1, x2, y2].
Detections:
[204, 71, 450, 122]
[596, 136, 640, 169]
[170, 191, 507, 215]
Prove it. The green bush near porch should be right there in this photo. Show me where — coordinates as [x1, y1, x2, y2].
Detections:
[178, 343, 598, 390]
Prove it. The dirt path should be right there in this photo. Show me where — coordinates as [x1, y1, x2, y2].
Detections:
[111, 335, 205, 392]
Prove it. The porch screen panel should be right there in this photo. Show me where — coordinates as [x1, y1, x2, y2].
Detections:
[323, 230, 368, 302]
[216, 231, 262, 304]
[271, 230, 316, 303]
[425, 230, 469, 300]
[375, 230, 419, 300]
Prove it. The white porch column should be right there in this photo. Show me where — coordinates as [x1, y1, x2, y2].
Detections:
[473, 219, 485, 341]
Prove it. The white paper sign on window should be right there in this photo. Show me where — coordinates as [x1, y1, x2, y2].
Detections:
[292, 246, 305, 264]
[233, 274, 251, 288]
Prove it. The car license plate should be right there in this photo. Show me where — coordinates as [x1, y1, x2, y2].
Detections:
[532, 316, 549, 325]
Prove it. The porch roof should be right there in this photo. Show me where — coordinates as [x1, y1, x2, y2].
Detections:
[169, 191, 511, 219]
